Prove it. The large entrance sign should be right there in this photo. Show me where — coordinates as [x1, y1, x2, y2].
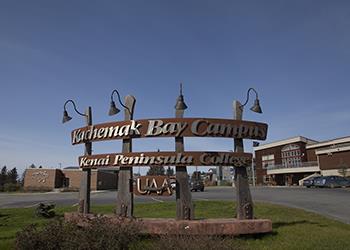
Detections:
[79, 151, 252, 168]
[71, 118, 267, 144]
[63, 86, 272, 236]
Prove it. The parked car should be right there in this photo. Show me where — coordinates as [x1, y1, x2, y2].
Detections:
[314, 176, 350, 188]
[303, 176, 322, 188]
[189, 180, 204, 192]
[190, 171, 205, 192]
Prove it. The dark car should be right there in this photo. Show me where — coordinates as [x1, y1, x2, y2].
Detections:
[189, 180, 204, 192]
[190, 171, 204, 192]
[303, 176, 321, 188]
[314, 176, 350, 188]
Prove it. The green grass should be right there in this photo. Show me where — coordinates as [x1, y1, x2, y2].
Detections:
[1, 201, 350, 249]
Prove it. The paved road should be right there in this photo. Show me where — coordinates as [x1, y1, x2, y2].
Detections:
[0, 186, 349, 224]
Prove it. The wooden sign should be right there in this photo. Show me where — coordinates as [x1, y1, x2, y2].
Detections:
[71, 118, 268, 145]
[134, 176, 174, 196]
[78, 151, 252, 169]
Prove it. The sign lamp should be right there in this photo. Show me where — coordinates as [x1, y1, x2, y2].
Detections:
[174, 83, 188, 110]
[62, 100, 87, 123]
[109, 89, 131, 116]
[240, 88, 263, 114]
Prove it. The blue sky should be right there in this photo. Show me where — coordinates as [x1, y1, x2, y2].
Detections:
[1, 0, 350, 174]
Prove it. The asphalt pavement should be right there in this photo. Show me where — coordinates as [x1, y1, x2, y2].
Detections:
[0, 186, 349, 224]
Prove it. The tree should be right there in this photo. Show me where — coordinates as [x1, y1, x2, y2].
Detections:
[0, 166, 7, 188]
[166, 167, 174, 176]
[147, 166, 165, 176]
[29, 164, 36, 168]
[8, 168, 18, 184]
[20, 170, 27, 186]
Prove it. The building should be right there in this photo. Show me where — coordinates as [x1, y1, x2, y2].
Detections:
[23, 167, 118, 191]
[216, 159, 256, 185]
[254, 136, 350, 186]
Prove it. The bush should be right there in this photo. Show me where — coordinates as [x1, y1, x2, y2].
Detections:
[60, 187, 79, 192]
[219, 180, 233, 186]
[148, 234, 240, 250]
[16, 218, 141, 250]
[23, 186, 53, 192]
[3, 182, 21, 192]
[16, 218, 241, 250]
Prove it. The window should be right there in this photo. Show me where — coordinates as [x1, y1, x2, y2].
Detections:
[281, 144, 302, 168]
[262, 154, 275, 169]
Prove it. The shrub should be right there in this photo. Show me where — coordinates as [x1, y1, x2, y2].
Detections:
[35, 203, 56, 218]
[24, 186, 53, 192]
[3, 182, 21, 192]
[16, 218, 241, 250]
[219, 180, 233, 186]
[60, 187, 79, 192]
[16, 218, 141, 250]
[148, 234, 240, 250]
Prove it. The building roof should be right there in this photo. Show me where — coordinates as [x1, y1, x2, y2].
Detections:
[306, 136, 350, 149]
[254, 136, 318, 151]
[63, 166, 80, 170]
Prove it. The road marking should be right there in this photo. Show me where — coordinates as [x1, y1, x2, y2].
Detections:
[151, 197, 164, 203]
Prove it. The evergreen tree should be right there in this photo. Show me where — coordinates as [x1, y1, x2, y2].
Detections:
[166, 166, 174, 176]
[8, 168, 18, 184]
[29, 164, 36, 168]
[147, 166, 165, 176]
[0, 166, 7, 187]
[20, 170, 27, 186]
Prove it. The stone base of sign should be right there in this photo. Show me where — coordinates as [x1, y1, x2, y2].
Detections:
[64, 212, 272, 236]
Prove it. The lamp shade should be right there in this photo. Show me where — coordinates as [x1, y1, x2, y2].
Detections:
[108, 100, 120, 116]
[250, 99, 262, 113]
[174, 95, 188, 110]
[62, 110, 72, 123]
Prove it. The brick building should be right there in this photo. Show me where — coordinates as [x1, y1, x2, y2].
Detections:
[254, 136, 350, 186]
[23, 168, 118, 191]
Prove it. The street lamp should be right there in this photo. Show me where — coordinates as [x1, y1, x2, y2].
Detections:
[108, 89, 136, 217]
[109, 89, 131, 116]
[62, 99, 92, 214]
[174, 83, 188, 110]
[240, 88, 263, 114]
[62, 100, 87, 123]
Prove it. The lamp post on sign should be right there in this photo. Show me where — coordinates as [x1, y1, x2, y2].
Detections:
[109, 89, 136, 218]
[62, 100, 92, 214]
[233, 87, 263, 220]
[174, 83, 194, 220]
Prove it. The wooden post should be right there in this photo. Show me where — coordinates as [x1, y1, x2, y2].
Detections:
[116, 95, 136, 217]
[175, 92, 194, 220]
[233, 101, 254, 219]
[78, 106, 92, 214]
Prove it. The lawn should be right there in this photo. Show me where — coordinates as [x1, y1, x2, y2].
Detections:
[1, 201, 350, 249]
